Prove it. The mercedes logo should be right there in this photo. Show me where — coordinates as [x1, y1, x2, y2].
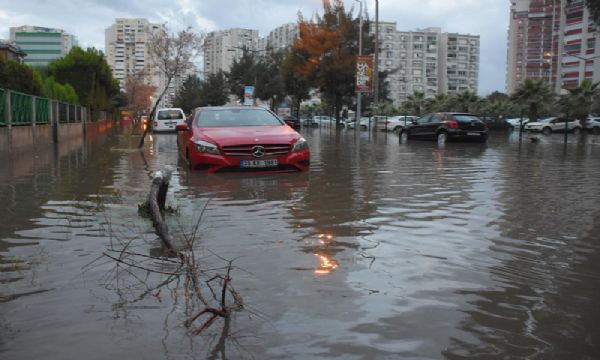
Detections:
[251, 145, 265, 158]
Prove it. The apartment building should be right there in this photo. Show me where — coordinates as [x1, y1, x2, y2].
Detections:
[374, 22, 480, 105]
[259, 23, 299, 52]
[506, 0, 600, 93]
[105, 18, 160, 91]
[9, 25, 77, 67]
[203, 28, 259, 75]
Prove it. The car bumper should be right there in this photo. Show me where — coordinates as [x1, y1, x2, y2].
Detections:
[447, 129, 488, 141]
[189, 148, 310, 173]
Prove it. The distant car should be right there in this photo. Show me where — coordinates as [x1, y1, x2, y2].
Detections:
[399, 112, 488, 144]
[506, 118, 529, 130]
[153, 108, 186, 132]
[585, 117, 600, 135]
[524, 117, 582, 135]
[281, 115, 301, 129]
[312, 115, 335, 127]
[176, 106, 310, 173]
[346, 117, 370, 130]
[377, 115, 418, 132]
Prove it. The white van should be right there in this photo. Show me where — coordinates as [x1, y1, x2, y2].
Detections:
[153, 108, 186, 132]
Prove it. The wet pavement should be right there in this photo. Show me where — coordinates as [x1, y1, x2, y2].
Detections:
[1, 124, 600, 359]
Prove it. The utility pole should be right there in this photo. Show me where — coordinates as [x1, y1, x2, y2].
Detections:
[373, 0, 379, 113]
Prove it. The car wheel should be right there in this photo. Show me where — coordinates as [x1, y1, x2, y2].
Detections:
[399, 130, 409, 144]
[542, 127, 552, 135]
[572, 127, 581, 135]
[437, 131, 447, 145]
[592, 127, 600, 135]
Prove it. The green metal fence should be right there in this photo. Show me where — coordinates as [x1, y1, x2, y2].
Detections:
[11, 91, 33, 125]
[35, 97, 49, 124]
[0, 89, 5, 126]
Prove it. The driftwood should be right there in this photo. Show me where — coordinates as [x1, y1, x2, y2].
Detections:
[98, 167, 243, 337]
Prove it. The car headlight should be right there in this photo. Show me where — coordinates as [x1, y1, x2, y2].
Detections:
[292, 138, 308, 152]
[193, 140, 220, 154]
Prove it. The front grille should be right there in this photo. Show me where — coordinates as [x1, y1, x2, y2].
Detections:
[222, 144, 291, 157]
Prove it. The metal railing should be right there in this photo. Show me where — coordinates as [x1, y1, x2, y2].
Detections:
[1, 87, 85, 127]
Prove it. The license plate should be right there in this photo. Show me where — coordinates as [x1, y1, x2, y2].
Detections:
[467, 132, 480, 136]
[240, 159, 278, 168]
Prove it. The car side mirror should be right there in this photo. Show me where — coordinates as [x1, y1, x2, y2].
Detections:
[176, 124, 189, 131]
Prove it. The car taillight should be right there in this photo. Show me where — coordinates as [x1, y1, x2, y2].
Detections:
[444, 120, 459, 129]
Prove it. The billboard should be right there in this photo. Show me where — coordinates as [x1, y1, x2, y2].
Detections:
[356, 55, 373, 93]
[244, 86, 254, 106]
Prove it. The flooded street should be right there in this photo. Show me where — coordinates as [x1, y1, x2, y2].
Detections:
[1, 125, 600, 359]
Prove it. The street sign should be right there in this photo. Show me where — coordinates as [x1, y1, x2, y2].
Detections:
[244, 86, 254, 106]
[356, 55, 373, 93]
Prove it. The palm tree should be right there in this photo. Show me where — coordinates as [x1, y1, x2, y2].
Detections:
[561, 79, 600, 128]
[405, 91, 425, 116]
[454, 90, 480, 113]
[510, 79, 554, 123]
[425, 94, 448, 112]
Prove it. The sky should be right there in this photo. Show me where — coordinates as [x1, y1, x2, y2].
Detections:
[0, 0, 510, 95]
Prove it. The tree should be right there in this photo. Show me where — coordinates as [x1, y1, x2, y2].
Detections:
[404, 91, 426, 116]
[42, 76, 79, 103]
[228, 49, 258, 103]
[453, 90, 480, 112]
[294, 0, 365, 126]
[173, 74, 202, 114]
[140, 24, 202, 147]
[559, 79, 600, 128]
[282, 49, 312, 118]
[124, 70, 156, 115]
[0, 57, 43, 95]
[585, 0, 600, 23]
[201, 71, 229, 107]
[49, 47, 119, 115]
[425, 94, 449, 113]
[255, 50, 286, 111]
[510, 79, 554, 123]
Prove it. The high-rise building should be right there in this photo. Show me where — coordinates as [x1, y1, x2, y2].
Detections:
[203, 28, 259, 75]
[105, 18, 160, 91]
[259, 23, 299, 52]
[373, 22, 480, 105]
[9, 25, 77, 67]
[506, 0, 600, 93]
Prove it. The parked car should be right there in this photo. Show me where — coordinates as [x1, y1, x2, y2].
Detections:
[398, 112, 488, 144]
[176, 106, 310, 173]
[586, 117, 600, 134]
[281, 115, 301, 129]
[153, 108, 186, 132]
[524, 117, 582, 135]
[312, 115, 335, 127]
[480, 116, 512, 131]
[376, 115, 418, 132]
[506, 118, 529, 130]
[346, 117, 370, 130]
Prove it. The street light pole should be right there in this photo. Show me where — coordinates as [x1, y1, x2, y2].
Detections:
[355, 0, 363, 140]
[373, 0, 379, 112]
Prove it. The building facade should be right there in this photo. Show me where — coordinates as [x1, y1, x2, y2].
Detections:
[374, 22, 480, 105]
[203, 28, 259, 75]
[506, 0, 600, 93]
[0, 41, 26, 63]
[105, 18, 160, 91]
[259, 23, 299, 52]
[9, 26, 77, 67]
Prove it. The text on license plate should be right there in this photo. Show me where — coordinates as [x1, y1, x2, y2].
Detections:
[240, 159, 278, 168]
[467, 132, 480, 136]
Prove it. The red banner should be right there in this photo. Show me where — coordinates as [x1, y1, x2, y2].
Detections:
[356, 55, 373, 93]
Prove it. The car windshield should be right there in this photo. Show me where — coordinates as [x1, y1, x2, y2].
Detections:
[452, 115, 481, 122]
[157, 110, 183, 120]
[196, 108, 283, 127]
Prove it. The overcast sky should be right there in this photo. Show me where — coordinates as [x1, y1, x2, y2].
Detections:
[0, 0, 509, 95]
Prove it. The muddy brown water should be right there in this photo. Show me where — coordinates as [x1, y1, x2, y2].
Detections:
[1, 126, 600, 359]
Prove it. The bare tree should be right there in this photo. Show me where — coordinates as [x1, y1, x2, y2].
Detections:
[139, 25, 202, 147]
[125, 69, 156, 117]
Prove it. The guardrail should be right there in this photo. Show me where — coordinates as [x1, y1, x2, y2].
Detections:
[0, 87, 86, 127]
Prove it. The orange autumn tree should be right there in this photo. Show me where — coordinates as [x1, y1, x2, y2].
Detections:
[124, 70, 156, 117]
[292, 0, 364, 126]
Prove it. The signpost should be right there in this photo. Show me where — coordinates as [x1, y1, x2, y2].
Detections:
[356, 55, 373, 93]
[244, 86, 254, 106]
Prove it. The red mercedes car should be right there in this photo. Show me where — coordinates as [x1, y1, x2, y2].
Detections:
[176, 106, 310, 173]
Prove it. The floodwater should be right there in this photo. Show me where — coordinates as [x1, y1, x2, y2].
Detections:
[1, 124, 600, 359]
